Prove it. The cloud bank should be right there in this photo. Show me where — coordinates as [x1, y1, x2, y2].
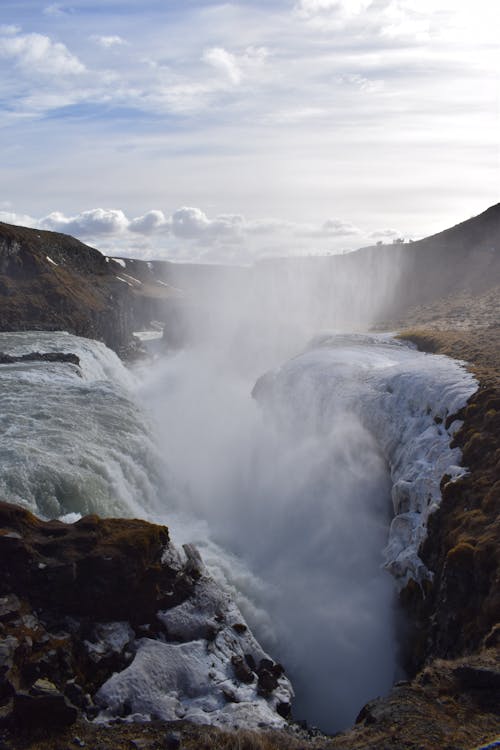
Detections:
[0, 205, 407, 263]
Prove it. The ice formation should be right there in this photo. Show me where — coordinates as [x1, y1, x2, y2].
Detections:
[255, 333, 478, 587]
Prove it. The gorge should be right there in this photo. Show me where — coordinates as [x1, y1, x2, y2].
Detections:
[0, 207, 499, 749]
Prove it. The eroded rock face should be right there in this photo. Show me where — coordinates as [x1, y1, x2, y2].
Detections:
[0, 502, 292, 740]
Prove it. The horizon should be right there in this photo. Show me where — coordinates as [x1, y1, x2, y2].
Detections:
[0, 0, 498, 262]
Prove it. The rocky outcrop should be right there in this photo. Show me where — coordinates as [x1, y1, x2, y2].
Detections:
[0, 223, 178, 355]
[0, 502, 292, 743]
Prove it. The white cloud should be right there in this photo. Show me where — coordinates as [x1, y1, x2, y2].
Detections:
[296, 0, 373, 20]
[91, 35, 126, 48]
[319, 218, 361, 236]
[41, 209, 129, 236]
[0, 206, 372, 262]
[43, 4, 68, 17]
[337, 73, 383, 93]
[369, 228, 405, 242]
[170, 207, 244, 241]
[129, 210, 168, 235]
[0, 25, 21, 35]
[0, 32, 85, 75]
[203, 47, 242, 85]
[0, 211, 38, 228]
[203, 46, 269, 87]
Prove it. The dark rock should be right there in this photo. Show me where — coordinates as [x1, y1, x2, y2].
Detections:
[244, 653, 256, 671]
[0, 352, 80, 367]
[276, 701, 292, 718]
[130, 740, 150, 749]
[164, 731, 181, 749]
[453, 665, 500, 691]
[0, 597, 21, 623]
[256, 658, 284, 695]
[13, 689, 77, 729]
[0, 501, 193, 623]
[231, 655, 255, 684]
[232, 623, 247, 634]
[65, 679, 90, 709]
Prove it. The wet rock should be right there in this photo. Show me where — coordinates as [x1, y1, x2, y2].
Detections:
[0, 352, 80, 366]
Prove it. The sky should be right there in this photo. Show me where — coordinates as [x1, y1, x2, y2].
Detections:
[0, 0, 498, 262]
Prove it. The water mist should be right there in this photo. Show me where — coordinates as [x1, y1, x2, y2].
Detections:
[137, 260, 406, 731]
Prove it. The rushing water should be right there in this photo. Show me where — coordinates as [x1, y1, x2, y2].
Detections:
[0, 330, 477, 731]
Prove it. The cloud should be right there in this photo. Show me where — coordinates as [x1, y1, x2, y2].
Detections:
[203, 47, 242, 85]
[0, 205, 373, 264]
[203, 46, 269, 87]
[319, 219, 362, 236]
[337, 73, 383, 93]
[43, 4, 68, 17]
[91, 35, 126, 48]
[0, 211, 38, 228]
[0, 32, 85, 75]
[129, 210, 168, 235]
[40, 209, 129, 236]
[0, 25, 21, 35]
[170, 207, 244, 241]
[369, 228, 404, 242]
[296, 0, 373, 18]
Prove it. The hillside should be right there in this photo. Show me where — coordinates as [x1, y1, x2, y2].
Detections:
[0, 222, 178, 354]
[1, 203, 499, 351]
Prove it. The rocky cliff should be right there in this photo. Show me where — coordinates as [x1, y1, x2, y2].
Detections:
[0, 502, 292, 744]
[0, 223, 178, 354]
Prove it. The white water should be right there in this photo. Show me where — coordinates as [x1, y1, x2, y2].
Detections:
[0, 329, 477, 732]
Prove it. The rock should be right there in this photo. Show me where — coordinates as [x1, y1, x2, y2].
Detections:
[0, 501, 194, 623]
[130, 740, 150, 749]
[0, 221, 184, 353]
[13, 689, 77, 729]
[31, 677, 60, 696]
[231, 655, 255, 684]
[0, 699, 13, 727]
[256, 659, 285, 696]
[0, 597, 21, 623]
[232, 623, 247, 634]
[453, 665, 500, 691]
[164, 731, 181, 749]
[65, 679, 90, 709]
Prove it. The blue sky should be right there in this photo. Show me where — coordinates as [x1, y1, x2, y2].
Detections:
[0, 0, 498, 261]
